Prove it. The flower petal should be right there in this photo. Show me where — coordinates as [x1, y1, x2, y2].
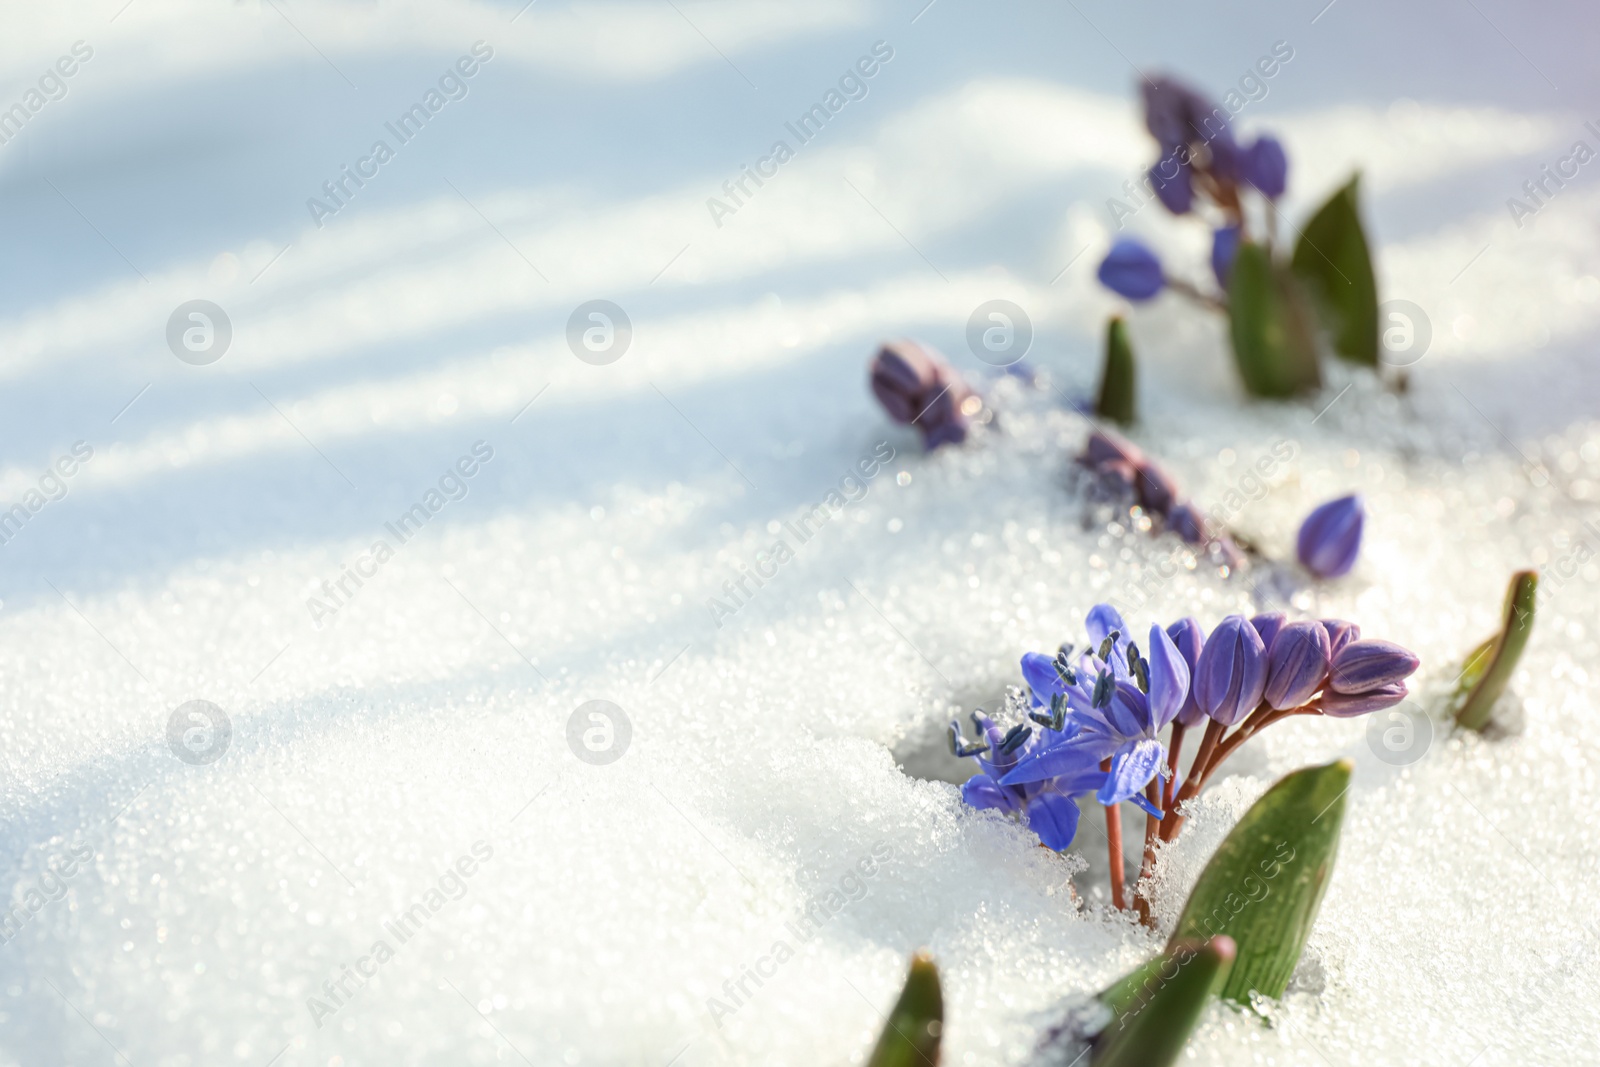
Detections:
[1026, 793, 1083, 851]
[1146, 623, 1191, 729]
[1021, 651, 1068, 707]
[1096, 738, 1166, 806]
[961, 774, 1020, 813]
[999, 739, 1109, 786]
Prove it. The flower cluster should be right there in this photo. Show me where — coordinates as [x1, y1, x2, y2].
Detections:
[1080, 428, 1240, 564]
[1098, 78, 1289, 305]
[869, 340, 979, 450]
[952, 603, 1417, 904]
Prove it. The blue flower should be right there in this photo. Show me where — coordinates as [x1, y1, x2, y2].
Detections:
[1211, 225, 1240, 289]
[1297, 494, 1365, 579]
[1149, 158, 1195, 215]
[1003, 613, 1191, 819]
[952, 708, 1105, 851]
[1097, 238, 1165, 301]
[1243, 135, 1288, 199]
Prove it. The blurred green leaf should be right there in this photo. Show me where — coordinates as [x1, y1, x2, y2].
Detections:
[1229, 242, 1321, 398]
[1091, 938, 1234, 1067]
[1168, 760, 1350, 1006]
[1452, 570, 1538, 732]
[866, 951, 943, 1067]
[1096, 316, 1137, 424]
[1291, 175, 1379, 366]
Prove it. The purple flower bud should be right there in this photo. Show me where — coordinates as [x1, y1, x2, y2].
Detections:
[1146, 624, 1191, 729]
[1140, 78, 1219, 150]
[1329, 639, 1420, 695]
[1135, 460, 1181, 515]
[1149, 160, 1195, 215]
[1206, 131, 1243, 181]
[1321, 681, 1407, 718]
[869, 340, 975, 450]
[1243, 135, 1288, 199]
[1249, 612, 1286, 651]
[1297, 494, 1364, 579]
[1098, 238, 1165, 301]
[1211, 225, 1240, 289]
[1321, 619, 1361, 656]
[1263, 620, 1332, 710]
[1194, 614, 1267, 726]
[1165, 617, 1207, 727]
[1083, 429, 1145, 470]
[1167, 502, 1208, 545]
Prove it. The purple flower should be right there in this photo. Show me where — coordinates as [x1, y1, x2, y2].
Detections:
[1140, 78, 1224, 152]
[1321, 681, 1408, 718]
[1249, 612, 1286, 652]
[1150, 159, 1195, 215]
[1297, 494, 1365, 579]
[1083, 429, 1145, 469]
[1243, 135, 1288, 199]
[1003, 612, 1191, 817]
[1167, 502, 1208, 545]
[1206, 130, 1243, 181]
[869, 340, 975, 450]
[1211, 225, 1240, 288]
[954, 709, 1106, 851]
[1263, 620, 1333, 710]
[1165, 617, 1208, 727]
[1098, 238, 1165, 301]
[1321, 619, 1361, 656]
[1136, 461, 1180, 515]
[1328, 639, 1420, 694]
[1194, 614, 1267, 726]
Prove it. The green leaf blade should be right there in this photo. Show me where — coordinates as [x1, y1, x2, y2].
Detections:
[1290, 175, 1379, 366]
[866, 951, 943, 1067]
[1453, 570, 1538, 732]
[1228, 242, 1322, 398]
[1167, 760, 1351, 1006]
[1091, 938, 1235, 1067]
[1096, 316, 1137, 424]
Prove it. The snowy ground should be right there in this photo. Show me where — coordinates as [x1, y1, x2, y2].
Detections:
[2, 1, 1598, 1064]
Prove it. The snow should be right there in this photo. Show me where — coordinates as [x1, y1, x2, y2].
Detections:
[1, 1, 1597, 1064]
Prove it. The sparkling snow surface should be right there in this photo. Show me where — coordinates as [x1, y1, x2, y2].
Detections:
[2, 2, 1598, 1065]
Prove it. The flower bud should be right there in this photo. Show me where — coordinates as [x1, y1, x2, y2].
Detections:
[1249, 612, 1285, 652]
[1243, 135, 1288, 199]
[1194, 614, 1267, 726]
[1167, 502, 1208, 545]
[1262, 620, 1332, 710]
[1320, 681, 1407, 717]
[1320, 619, 1361, 656]
[1083, 429, 1145, 470]
[869, 340, 974, 450]
[1135, 460, 1180, 515]
[1098, 238, 1165, 301]
[1150, 161, 1195, 214]
[1211, 225, 1240, 289]
[1165, 617, 1207, 727]
[1297, 494, 1364, 579]
[1329, 639, 1420, 694]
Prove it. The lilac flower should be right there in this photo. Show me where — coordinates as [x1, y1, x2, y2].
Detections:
[1193, 614, 1267, 725]
[953, 709, 1105, 851]
[1211, 225, 1240, 288]
[1243, 135, 1288, 199]
[1321, 681, 1408, 717]
[1165, 617, 1208, 728]
[1263, 620, 1333, 710]
[869, 340, 976, 450]
[1098, 238, 1165, 301]
[1004, 613, 1191, 817]
[1329, 639, 1420, 694]
[1297, 494, 1365, 578]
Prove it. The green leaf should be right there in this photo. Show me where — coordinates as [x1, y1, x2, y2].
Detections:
[1091, 938, 1235, 1067]
[1228, 242, 1322, 398]
[1167, 760, 1351, 1006]
[865, 951, 943, 1067]
[1452, 570, 1538, 732]
[1290, 174, 1379, 366]
[1096, 316, 1137, 424]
